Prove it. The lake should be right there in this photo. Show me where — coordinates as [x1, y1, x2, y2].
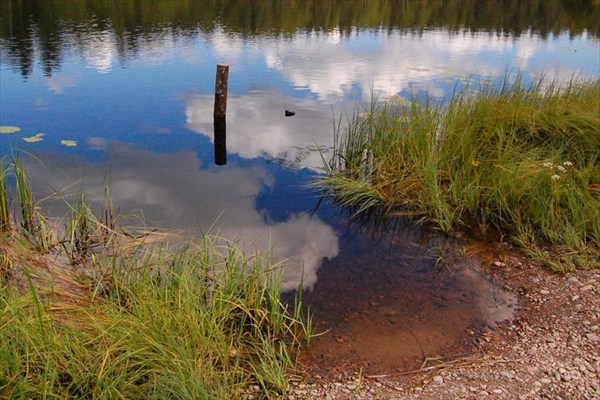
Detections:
[1, 0, 598, 373]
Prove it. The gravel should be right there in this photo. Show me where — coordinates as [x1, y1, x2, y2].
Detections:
[268, 254, 599, 400]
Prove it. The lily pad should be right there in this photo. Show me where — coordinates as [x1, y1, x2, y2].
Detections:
[23, 133, 46, 143]
[60, 139, 78, 147]
[407, 67, 431, 72]
[0, 125, 21, 134]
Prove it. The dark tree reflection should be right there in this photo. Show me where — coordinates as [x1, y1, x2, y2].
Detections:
[1, 0, 598, 79]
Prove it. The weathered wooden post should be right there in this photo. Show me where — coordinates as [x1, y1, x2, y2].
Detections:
[213, 64, 228, 165]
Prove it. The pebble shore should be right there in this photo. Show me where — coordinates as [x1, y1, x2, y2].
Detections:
[246, 257, 599, 399]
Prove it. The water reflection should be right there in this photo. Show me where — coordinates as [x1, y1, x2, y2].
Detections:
[32, 28, 600, 102]
[21, 148, 339, 290]
[81, 31, 115, 74]
[2, 0, 598, 80]
[2, 4, 598, 173]
[261, 29, 599, 101]
[186, 90, 336, 169]
[300, 223, 517, 374]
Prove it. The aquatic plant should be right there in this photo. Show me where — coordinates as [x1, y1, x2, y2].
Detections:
[60, 139, 78, 147]
[23, 133, 45, 143]
[319, 76, 600, 271]
[0, 126, 21, 134]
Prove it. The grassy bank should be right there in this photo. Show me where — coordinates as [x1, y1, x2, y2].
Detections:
[0, 159, 310, 399]
[319, 77, 600, 271]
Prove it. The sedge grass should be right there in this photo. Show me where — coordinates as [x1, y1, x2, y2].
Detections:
[319, 76, 600, 271]
[0, 160, 312, 399]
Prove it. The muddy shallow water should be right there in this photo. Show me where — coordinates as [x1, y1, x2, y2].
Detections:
[300, 225, 516, 374]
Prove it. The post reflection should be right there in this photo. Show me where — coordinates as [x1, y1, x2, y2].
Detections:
[213, 115, 226, 165]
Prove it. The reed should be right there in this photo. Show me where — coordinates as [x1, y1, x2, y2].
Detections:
[320, 76, 600, 271]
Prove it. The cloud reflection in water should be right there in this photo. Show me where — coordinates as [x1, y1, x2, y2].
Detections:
[23, 146, 339, 291]
[186, 90, 337, 170]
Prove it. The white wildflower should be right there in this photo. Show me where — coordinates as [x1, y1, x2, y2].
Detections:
[563, 161, 573, 167]
[542, 162, 554, 168]
[551, 174, 561, 181]
[557, 166, 567, 173]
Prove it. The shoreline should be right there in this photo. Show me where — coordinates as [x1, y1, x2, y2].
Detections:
[281, 247, 599, 400]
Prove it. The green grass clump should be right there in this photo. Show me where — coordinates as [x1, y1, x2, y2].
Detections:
[0, 160, 311, 399]
[320, 76, 600, 271]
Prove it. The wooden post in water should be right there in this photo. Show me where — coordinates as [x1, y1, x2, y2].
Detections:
[213, 64, 228, 165]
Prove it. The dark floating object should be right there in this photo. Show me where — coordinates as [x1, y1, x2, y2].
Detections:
[285, 109, 296, 117]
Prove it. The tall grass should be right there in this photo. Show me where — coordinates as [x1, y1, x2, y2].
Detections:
[0, 160, 9, 232]
[0, 160, 311, 399]
[8, 156, 50, 251]
[320, 76, 600, 271]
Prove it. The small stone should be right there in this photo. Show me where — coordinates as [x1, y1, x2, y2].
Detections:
[540, 289, 550, 295]
[500, 371, 515, 379]
[571, 295, 580, 301]
[346, 383, 357, 391]
[567, 276, 581, 285]
[492, 389, 503, 394]
[433, 375, 444, 384]
[580, 284, 594, 291]
[540, 378, 552, 384]
[554, 372, 561, 381]
[414, 387, 423, 393]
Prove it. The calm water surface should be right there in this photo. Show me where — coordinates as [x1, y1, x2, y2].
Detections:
[1, 0, 599, 372]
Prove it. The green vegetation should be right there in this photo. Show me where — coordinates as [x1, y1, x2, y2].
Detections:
[0, 159, 310, 399]
[319, 77, 600, 271]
